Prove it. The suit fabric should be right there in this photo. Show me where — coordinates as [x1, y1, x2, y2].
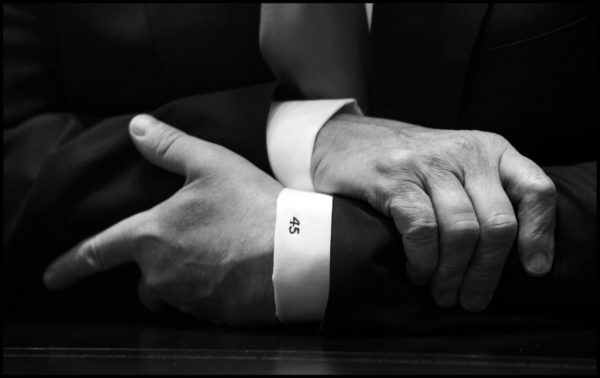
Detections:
[324, 3, 597, 335]
[3, 3, 276, 320]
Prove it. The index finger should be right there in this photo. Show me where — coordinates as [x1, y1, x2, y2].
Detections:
[500, 147, 557, 276]
[43, 211, 150, 290]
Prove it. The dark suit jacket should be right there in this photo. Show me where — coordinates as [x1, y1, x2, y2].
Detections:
[3, 4, 596, 334]
[3, 3, 276, 320]
[370, 3, 597, 165]
[325, 3, 597, 335]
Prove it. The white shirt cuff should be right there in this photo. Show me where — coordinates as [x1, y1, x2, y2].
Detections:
[273, 188, 333, 324]
[266, 99, 363, 191]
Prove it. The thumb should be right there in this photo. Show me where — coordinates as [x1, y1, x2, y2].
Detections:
[500, 147, 556, 276]
[129, 114, 206, 176]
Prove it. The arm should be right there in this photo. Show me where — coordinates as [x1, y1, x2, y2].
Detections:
[322, 162, 596, 335]
[41, 122, 595, 330]
[266, 102, 594, 327]
[40, 115, 283, 326]
[268, 108, 561, 313]
[3, 4, 278, 319]
[3, 84, 278, 319]
[310, 113, 559, 312]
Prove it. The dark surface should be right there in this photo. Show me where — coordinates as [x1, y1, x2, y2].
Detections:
[3, 321, 596, 374]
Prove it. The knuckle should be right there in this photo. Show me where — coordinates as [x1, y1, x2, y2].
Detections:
[524, 176, 557, 202]
[377, 150, 416, 172]
[381, 181, 423, 215]
[472, 129, 508, 147]
[447, 130, 481, 155]
[372, 180, 397, 214]
[480, 215, 518, 242]
[77, 238, 103, 270]
[446, 220, 480, 240]
[387, 196, 402, 215]
[402, 216, 439, 244]
[457, 132, 477, 149]
[154, 129, 181, 159]
[455, 131, 509, 166]
[375, 150, 425, 183]
[522, 223, 555, 244]
[423, 153, 454, 175]
[492, 133, 510, 149]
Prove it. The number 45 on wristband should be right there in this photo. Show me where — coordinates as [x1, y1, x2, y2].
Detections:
[289, 217, 300, 234]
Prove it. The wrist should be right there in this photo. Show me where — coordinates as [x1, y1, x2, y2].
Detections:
[311, 113, 374, 192]
[267, 99, 361, 191]
[310, 114, 347, 192]
[310, 114, 414, 201]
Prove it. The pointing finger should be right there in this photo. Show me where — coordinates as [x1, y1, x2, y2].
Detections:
[43, 211, 151, 290]
[460, 172, 517, 311]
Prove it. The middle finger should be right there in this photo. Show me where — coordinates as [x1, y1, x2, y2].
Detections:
[460, 171, 517, 311]
[427, 173, 480, 308]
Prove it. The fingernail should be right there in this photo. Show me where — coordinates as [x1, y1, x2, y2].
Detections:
[527, 252, 550, 276]
[130, 114, 156, 137]
[43, 271, 59, 291]
[462, 294, 489, 312]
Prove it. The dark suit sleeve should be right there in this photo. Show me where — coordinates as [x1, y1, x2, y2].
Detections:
[322, 162, 597, 336]
[3, 4, 277, 319]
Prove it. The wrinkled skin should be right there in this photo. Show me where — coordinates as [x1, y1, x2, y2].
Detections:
[312, 114, 557, 311]
[43, 115, 283, 326]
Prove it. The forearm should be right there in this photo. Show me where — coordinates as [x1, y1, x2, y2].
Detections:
[271, 107, 596, 327]
[5, 84, 276, 255]
[4, 83, 277, 320]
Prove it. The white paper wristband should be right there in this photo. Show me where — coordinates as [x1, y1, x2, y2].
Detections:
[272, 188, 333, 324]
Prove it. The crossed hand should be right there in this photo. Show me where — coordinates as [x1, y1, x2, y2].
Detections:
[44, 114, 557, 324]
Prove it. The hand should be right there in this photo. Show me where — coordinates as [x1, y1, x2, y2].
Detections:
[311, 114, 556, 312]
[43, 115, 283, 326]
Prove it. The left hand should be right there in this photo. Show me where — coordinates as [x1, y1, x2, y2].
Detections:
[311, 114, 557, 312]
[43, 114, 283, 326]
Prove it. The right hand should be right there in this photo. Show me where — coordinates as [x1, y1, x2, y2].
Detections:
[311, 114, 557, 312]
[43, 115, 283, 326]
